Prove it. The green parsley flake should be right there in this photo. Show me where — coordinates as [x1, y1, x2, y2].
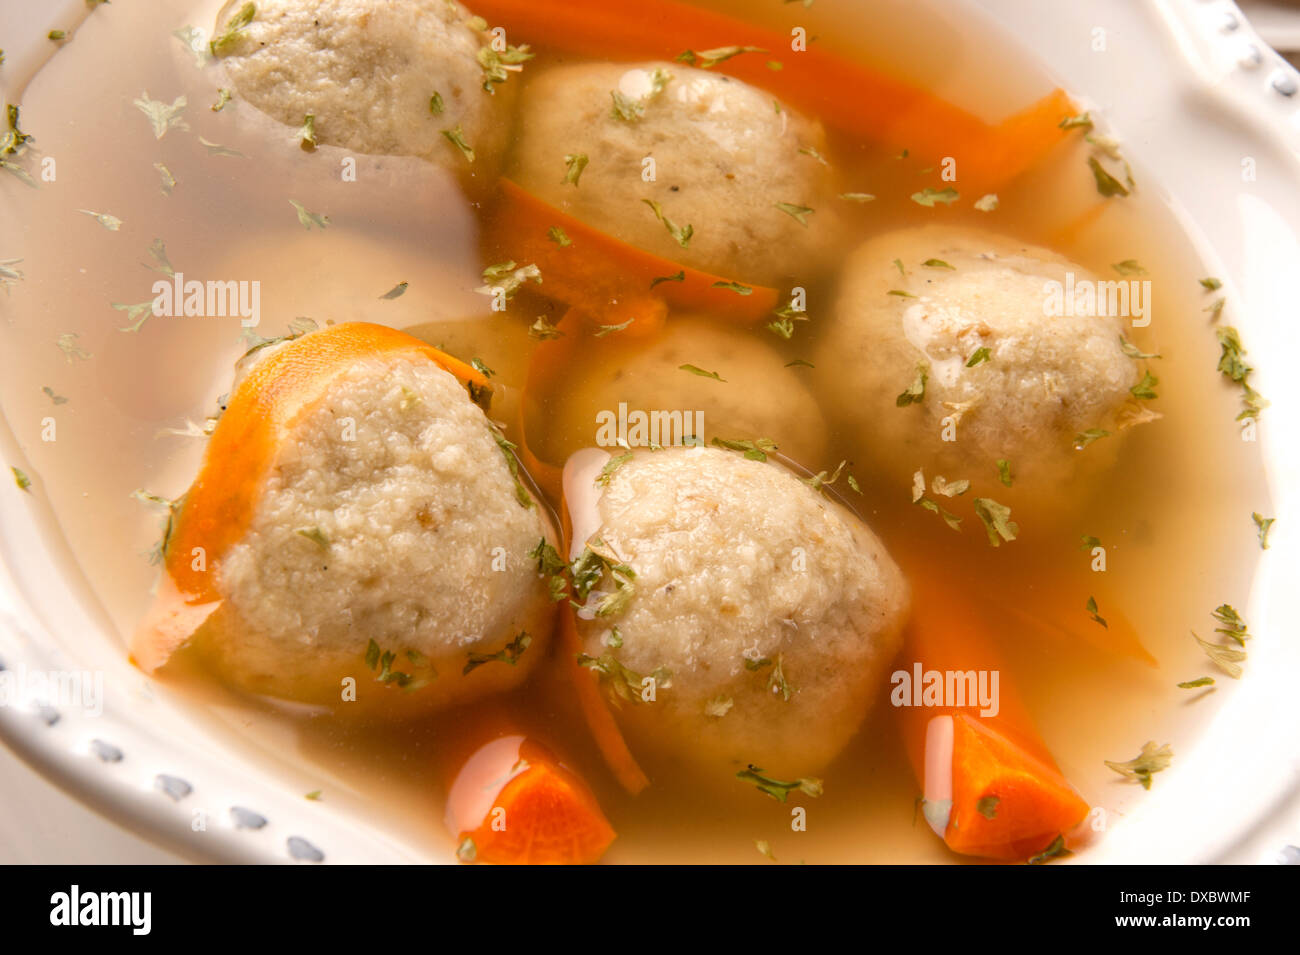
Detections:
[1073, 428, 1110, 450]
[1192, 632, 1246, 679]
[679, 363, 725, 382]
[1086, 595, 1108, 628]
[1087, 156, 1129, 197]
[134, 92, 189, 140]
[477, 261, 542, 301]
[609, 68, 672, 122]
[774, 202, 814, 226]
[476, 38, 534, 94]
[1112, 259, 1147, 276]
[642, 199, 693, 247]
[295, 526, 329, 549]
[288, 199, 329, 231]
[562, 153, 589, 186]
[895, 362, 928, 406]
[736, 764, 822, 802]
[442, 125, 475, 162]
[594, 319, 633, 337]
[676, 46, 766, 69]
[529, 316, 564, 341]
[298, 114, 317, 149]
[911, 187, 959, 207]
[1130, 369, 1159, 401]
[973, 497, 1018, 547]
[1027, 834, 1072, 865]
[211, 2, 256, 56]
[1252, 512, 1274, 550]
[78, 209, 122, 231]
[198, 136, 244, 158]
[464, 632, 532, 675]
[711, 437, 777, 461]
[575, 651, 668, 704]
[596, 452, 633, 486]
[1104, 741, 1172, 790]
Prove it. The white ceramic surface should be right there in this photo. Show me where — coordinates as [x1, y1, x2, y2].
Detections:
[1, 0, 1298, 864]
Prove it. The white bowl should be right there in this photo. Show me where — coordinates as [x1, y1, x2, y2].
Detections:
[1, 0, 1298, 864]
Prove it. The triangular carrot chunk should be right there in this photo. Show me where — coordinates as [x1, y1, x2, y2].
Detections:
[946, 714, 1090, 860]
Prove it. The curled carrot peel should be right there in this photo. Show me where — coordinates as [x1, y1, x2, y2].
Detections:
[472, 0, 1073, 191]
[897, 575, 1091, 861]
[131, 323, 494, 670]
[485, 179, 781, 327]
[448, 734, 617, 865]
[556, 476, 650, 795]
[558, 602, 650, 796]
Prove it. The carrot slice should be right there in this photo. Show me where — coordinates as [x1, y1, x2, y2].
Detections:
[130, 323, 494, 670]
[897, 575, 1091, 861]
[449, 735, 616, 865]
[472, 0, 1072, 190]
[485, 179, 781, 326]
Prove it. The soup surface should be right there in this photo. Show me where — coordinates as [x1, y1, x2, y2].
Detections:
[0, 0, 1271, 863]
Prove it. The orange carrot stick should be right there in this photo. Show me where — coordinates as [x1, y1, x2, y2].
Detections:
[447, 734, 616, 865]
[131, 323, 495, 670]
[972, 87, 1079, 192]
[897, 576, 1091, 861]
[472, 0, 1072, 190]
[485, 179, 781, 327]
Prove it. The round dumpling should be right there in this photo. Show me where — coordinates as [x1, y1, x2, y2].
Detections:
[134, 325, 557, 714]
[813, 225, 1148, 514]
[212, 0, 516, 171]
[510, 61, 841, 286]
[563, 446, 908, 780]
[534, 317, 830, 471]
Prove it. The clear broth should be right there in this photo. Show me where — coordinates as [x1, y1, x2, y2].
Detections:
[0, 0, 1268, 862]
